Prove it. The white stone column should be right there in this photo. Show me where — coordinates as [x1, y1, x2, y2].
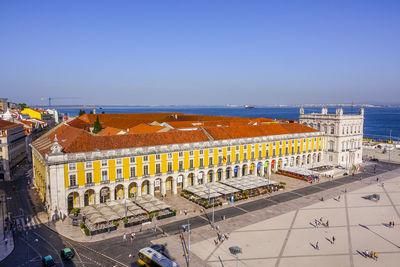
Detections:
[274, 159, 278, 172]
[260, 164, 265, 177]
[110, 187, 115, 201]
[137, 184, 142, 197]
[150, 182, 154, 196]
[194, 175, 198, 185]
[172, 178, 178, 195]
[79, 192, 84, 208]
[161, 180, 166, 196]
[183, 175, 188, 189]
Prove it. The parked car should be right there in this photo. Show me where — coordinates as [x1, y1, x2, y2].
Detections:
[42, 255, 56, 266]
[60, 248, 75, 260]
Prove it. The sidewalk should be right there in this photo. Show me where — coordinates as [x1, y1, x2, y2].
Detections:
[0, 190, 14, 262]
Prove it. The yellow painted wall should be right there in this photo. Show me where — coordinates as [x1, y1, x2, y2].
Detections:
[239, 145, 244, 161]
[282, 141, 286, 156]
[137, 156, 143, 177]
[321, 137, 324, 150]
[262, 143, 266, 158]
[276, 142, 280, 156]
[213, 148, 218, 165]
[21, 108, 42, 120]
[269, 142, 273, 157]
[161, 154, 167, 173]
[247, 145, 251, 160]
[77, 162, 85, 186]
[232, 146, 236, 162]
[288, 140, 292, 154]
[311, 138, 315, 151]
[294, 140, 298, 154]
[123, 157, 130, 179]
[184, 151, 189, 170]
[108, 159, 116, 182]
[255, 144, 259, 160]
[93, 161, 101, 184]
[222, 147, 227, 163]
[204, 149, 209, 167]
[64, 164, 69, 188]
[172, 153, 178, 172]
[300, 139, 304, 153]
[149, 155, 155, 175]
[306, 139, 309, 151]
[194, 150, 199, 168]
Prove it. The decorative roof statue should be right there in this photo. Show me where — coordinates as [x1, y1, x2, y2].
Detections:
[50, 134, 63, 154]
[299, 107, 304, 115]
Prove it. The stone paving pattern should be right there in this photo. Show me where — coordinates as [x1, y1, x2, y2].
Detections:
[154, 162, 400, 267]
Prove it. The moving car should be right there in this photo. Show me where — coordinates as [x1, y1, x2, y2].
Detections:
[60, 248, 75, 260]
[42, 255, 56, 266]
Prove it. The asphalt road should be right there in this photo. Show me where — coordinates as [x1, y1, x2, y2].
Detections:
[0, 160, 398, 267]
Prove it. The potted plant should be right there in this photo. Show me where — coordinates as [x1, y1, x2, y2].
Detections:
[113, 221, 119, 227]
[123, 218, 128, 224]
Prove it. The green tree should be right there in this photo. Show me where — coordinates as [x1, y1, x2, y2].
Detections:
[89, 110, 94, 114]
[78, 109, 86, 116]
[19, 103, 27, 110]
[92, 116, 102, 134]
[101, 111, 105, 114]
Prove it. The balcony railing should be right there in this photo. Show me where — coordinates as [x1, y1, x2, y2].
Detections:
[199, 166, 205, 169]
[69, 185, 78, 189]
[101, 180, 109, 184]
[85, 183, 94, 187]
[328, 149, 334, 152]
[156, 172, 162, 176]
[189, 167, 195, 171]
[209, 164, 214, 168]
[167, 170, 173, 174]
[116, 178, 124, 182]
[129, 176, 137, 180]
[143, 174, 150, 178]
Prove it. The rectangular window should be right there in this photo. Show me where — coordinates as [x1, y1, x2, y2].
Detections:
[251, 152, 255, 159]
[143, 156, 148, 162]
[69, 174, 76, 186]
[285, 148, 288, 154]
[101, 160, 107, 167]
[236, 153, 239, 161]
[156, 154, 161, 160]
[85, 162, 92, 168]
[259, 151, 262, 158]
[130, 157, 135, 163]
[143, 165, 149, 175]
[156, 163, 161, 174]
[209, 148, 213, 153]
[236, 146, 239, 150]
[218, 148, 222, 153]
[209, 157, 213, 165]
[179, 160, 183, 170]
[168, 153, 172, 159]
[116, 168, 122, 179]
[227, 155, 231, 163]
[331, 127, 334, 134]
[218, 156, 223, 164]
[272, 149, 275, 156]
[189, 151, 194, 156]
[69, 163, 76, 171]
[116, 158, 122, 165]
[199, 158, 204, 167]
[228, 147, 231, 151]
[86, 172, 93, 184]
[167, 162, 173, 172]
[179, 152, 183, 157]
[101, 170, 108, 181]
[200, 150, 203, 155]
[189, 159, 194, 168]
[130, 166, 136, 177]
[243, 153, 247, 160]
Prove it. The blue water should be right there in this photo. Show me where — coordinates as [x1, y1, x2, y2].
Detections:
[54, 106, 400, 141]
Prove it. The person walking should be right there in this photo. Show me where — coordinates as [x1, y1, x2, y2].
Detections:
[123, 234, 127, 241]
[4, 238, 8, 246]
[332, 236, 335, 244]
[376, 177, 379, 183]
[326, 220, 329, 228]
[315, 242, 319, 250]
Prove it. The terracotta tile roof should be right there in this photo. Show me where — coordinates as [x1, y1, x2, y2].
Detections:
[98, 127, 124, 136]
[64, 128, 210, 153]
[203, 123, 318, 140]
[32, 123, 91, 155]
[128, 123, 166, 134]
[0, 119, 22, 130]
[165, 121, 200, 128]
[68, 118, 90, 130]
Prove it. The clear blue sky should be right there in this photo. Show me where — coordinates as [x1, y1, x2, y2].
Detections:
[1, 0, 399, 106]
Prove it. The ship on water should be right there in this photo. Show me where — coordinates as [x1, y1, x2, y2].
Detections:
[244, 105, 255, 109]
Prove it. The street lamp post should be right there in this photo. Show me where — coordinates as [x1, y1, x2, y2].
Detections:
[229, 246, 242, 267]
[182, 220, 191, 266]
[207, 184, 215, 229]
[0, 195, 4, 239]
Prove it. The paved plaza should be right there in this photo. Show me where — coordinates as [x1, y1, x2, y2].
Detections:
[155, 164, 400, 267]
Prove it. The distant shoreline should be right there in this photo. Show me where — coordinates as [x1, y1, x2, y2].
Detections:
[33, 104, 396, 109]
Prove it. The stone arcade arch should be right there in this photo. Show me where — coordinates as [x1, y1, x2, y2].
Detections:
[226, 167, 232, 179]
[67, 192, 79, 212]
[142, 180, 150, 195]
[154, 178, 162, 196]
[208, 170, 214, 183]
[234, 166, 239, 178]
[217, 168, 223, 181]
[242, 164, 248, 176]
[84, 189, 95, 206]
[188, 173, 195, 186]
[114, 184, 124, 200]
[257, 162, 262, 176]
[128, 182, 137, 197]
[100, 187, 110, 203]
[166, 176, 173, 194]
[249, 163, 255, 175]
[198, 172, 204, 185]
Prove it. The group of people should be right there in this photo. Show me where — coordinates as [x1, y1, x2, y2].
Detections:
[363, 250, 378, 261]
[388, 221, 395, 227]
[214, 225, 229, 245]
[314, 217, 329, 228]
[123, 232, 136, 243]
